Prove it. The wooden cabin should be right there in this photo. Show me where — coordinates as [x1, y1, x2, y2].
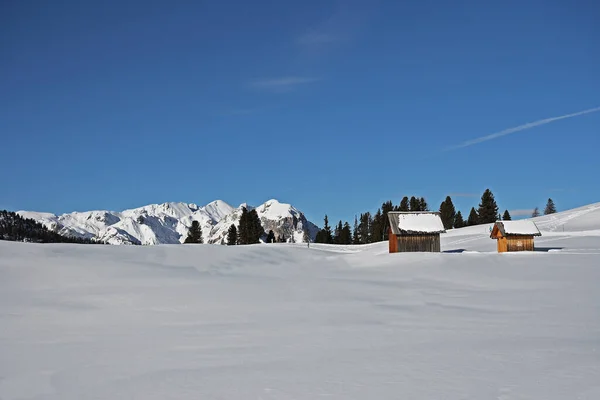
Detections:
[490, 220, 541, 252]
[387, 212, 446, 253]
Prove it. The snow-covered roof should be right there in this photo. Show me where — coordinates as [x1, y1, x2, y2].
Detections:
[491, 220, 542, 237]
[388, 212, 446, 235]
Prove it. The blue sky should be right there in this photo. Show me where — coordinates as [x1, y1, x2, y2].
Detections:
[1, 0, 599, 225]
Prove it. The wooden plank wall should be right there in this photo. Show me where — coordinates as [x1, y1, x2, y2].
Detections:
[397, 235, 441, 252]
[497, 237, 508, 252]
[506, 236, 534, 252]
[389, 233, 398, 253]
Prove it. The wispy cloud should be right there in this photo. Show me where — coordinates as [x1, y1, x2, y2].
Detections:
[249, 77, 320, 91]
[509, 209, 536, 217]
[448, 192, 479, 198]
[445, 106, 600, 151]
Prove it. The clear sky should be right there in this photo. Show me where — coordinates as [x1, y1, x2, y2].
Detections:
[2, 0, 599, 225]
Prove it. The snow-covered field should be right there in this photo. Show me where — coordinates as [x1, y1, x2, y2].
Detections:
[2, 204, 600, 399]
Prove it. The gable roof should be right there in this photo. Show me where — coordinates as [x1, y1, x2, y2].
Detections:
[491, 220, 542, 238]
[388, 212, 446, 235]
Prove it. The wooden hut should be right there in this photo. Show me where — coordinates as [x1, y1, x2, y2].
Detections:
[490, 220, 541, 252]
[387, 212, 445, 253]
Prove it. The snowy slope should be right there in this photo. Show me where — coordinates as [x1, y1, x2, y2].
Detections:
[17, 199, 316, 245]
[1, 220, 600, 399]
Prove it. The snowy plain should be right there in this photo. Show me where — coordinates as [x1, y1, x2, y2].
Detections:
[1, 203, 600, 399]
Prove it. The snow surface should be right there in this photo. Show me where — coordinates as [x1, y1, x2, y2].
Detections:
[495, 220, 541, 236]
[394, 212, 445, 234]
[2, 203, 600, 399]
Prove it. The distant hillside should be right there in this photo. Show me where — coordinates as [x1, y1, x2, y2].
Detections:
[0, 210, 100, 244]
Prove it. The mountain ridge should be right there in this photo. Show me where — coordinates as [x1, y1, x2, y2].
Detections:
[17, 199, 318, 245]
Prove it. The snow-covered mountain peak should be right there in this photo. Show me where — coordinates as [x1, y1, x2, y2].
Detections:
[17, 198, 318, 245]
[201, 200, 235, 222]
[256, 199, 300, 220]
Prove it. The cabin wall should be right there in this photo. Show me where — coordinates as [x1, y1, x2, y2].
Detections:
[388, 233, 398, 253]
[394, 234, 441, 252]
[497, 237, 508, 253]
[506, 236, 535, 252]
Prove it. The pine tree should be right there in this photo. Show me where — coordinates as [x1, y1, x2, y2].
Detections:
[371, 209, 384, 242]
[322, 215, 333, 244]
[399, 197, 410, 212]
[248, 209, 264, 244]
[419, 197, 428, 211]
[352, 215, 360, 244]
[341, 222, 352, 244]
[439, 196, 456, 230]
[467, 207, 479, 226]
[544, 198, 556, 215]
[227, 224, 237, 245]
[477, 189, 499, 224]
[237, 207, 249, 244]
[454, 211, 465, 228]
[409, 196, 420, 211]
[532, 207, 540, 217]
[502, 210, 512, 221]
[184, 220, 203, 244]
[332, 220, 341, 244]
[266, 230, 276, 243]
[357, 212, 372, 244]
[381, 200, 394, 238]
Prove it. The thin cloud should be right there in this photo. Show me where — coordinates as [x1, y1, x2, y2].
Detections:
[509, 209, 536, 217]
[445, 106, 600, 151]
[249, 77, 319, 91]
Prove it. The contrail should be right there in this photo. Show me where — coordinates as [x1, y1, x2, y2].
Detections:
[445, 106, 600, 151]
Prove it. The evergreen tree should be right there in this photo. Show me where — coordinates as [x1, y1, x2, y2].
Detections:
[184, 220, 203, 244]
[341, 222, 352, 244]
[467, 207, 479, 226]
[237, 207, 249, 244]
[227, 224, 237, 245]
[544, 198, 557, 215]
[333, 220, 343, 244]
[358, 212, 372, 244]
[454, 211, 465, 228]
[352, 215, 360, 244]
[399, 197, 410, 212]
[419, 197, 428, 211]
[237, 207, 263, 244]
[532, 207, 540, 217]
[266, 230, 276, 243]
[247, 209, 264, 244]
[371, 209, 384, 242]
[409, 196, 420, 211]
[439, 196, 456, 230]
[477, 189, 499, 224]
[322, 215, 333, 244]
[381, 200, 394, 238]
[502, 210, 512, 221]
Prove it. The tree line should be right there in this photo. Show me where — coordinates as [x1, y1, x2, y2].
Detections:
[0, 210, 101, 244]
[313, 192, 558, 245]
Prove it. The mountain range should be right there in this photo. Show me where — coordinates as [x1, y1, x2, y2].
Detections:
[17, 199, 319, 245]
